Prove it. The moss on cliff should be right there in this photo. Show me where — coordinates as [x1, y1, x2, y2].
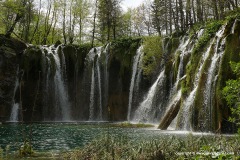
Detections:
[215, 20, 240, 131]
[110, 37, 141, 77]
[185, 21, 223, 94]
[22, 46, 45, 79]
[141, 36, 163, 78]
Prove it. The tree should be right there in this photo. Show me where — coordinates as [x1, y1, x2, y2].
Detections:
[131, 6, 145, 36]
[62, 0, 67, 44]
[29, 0, 41, 43]
[74, 0, 90, 44]
[0, 0, 27, 38]
[98, 0, 122, 42]
[223, 61, 240, 131]
[91, 0, 98, 47]
[120, 8, 132, 37]
[20, 0, 34, 42]
[151, 0, 163, 35]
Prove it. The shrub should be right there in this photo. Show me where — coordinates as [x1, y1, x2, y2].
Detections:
[142, 36, 163, 77]
[223, 61, 240, 132]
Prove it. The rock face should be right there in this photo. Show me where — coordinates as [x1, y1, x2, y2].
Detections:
[0, 35, 26, 122]
[0, 37, 140, 122]
[155, 19, 240, 133]
[0, 19, 239, 133]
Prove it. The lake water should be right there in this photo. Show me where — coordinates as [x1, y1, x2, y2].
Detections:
[0, 122, 233, 152]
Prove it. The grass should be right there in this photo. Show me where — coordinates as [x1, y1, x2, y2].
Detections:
[60, 134, 240, 160]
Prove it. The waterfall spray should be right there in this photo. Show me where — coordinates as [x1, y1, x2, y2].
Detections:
[127, 46, 143, 121]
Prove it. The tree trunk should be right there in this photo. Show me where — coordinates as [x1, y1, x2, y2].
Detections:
[196, 0, 203, 22]
[178, 0, 185, 31]
[30, 0, 41, 44]
[91, 0, 98, 48]
[192, 0, 197, 24]
[158, 99, 181, 130]
[5, 0, 27, 38]
[169, 0, 172, 34]
[175, 0, 179, 32]
[164, 1, 168, 35]
[212, 0, 219, 20]
[63, 0, 67, 44]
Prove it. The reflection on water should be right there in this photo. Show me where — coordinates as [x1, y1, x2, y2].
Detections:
[0, 123, 235, 152]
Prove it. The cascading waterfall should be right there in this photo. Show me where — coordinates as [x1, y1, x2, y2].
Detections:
[60, 46, 68, 81]
[103, 44, 110, 117]
[179, 26, 226, 130]
[180, 39, 215, 130]
[231, 19, 237, 34]
[127, 46, 143, 121]
[44, 57, 51, 121]
[203, 29, 226, 130]
[171, 37, 192, 96]
[9, 67, 20, 122]
[5, 20, 237, 133]
[41, 45, 71, 121]
[87, 47, 104, 121]
[133, 70, 165, 122]
[89, 64, 95, 121]
[53, 46, 71, 121]
[160, 36, 193, 129]
[135, 52, 144, 93]
[96, 57, 103, 120]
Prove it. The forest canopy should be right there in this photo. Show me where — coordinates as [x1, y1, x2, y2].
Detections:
[0, 0, 239, 45]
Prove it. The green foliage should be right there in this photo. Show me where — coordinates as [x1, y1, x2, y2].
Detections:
[223, 61, 240, 127]
[225, 8, 240, 22]
[142, 36, 163, 77]
[185, 20, 223, 92]
[110, 37, 141, 76]
[18, 141, 34, 157]
[0, 0, 26, 34]
[0, 147, 3, 160]
[193, 21, 223, 55]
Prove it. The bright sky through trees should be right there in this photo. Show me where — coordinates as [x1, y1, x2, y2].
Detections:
[121, 0, 145, 10]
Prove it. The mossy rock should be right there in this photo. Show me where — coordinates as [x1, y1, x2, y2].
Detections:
[171, 38, 180, 53]
[0, 46, 16, 58]
[110, 37, 141, 77]
[173, 50, 181, 83]
[21, 46, 44, 79]
[0, 34, 27, 54]
[215, 20, 240, 131]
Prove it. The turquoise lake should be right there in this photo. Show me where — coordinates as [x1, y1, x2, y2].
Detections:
[0, 123, 234, 152]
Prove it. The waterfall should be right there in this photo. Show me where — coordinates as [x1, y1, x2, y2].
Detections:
[159, 37, 193, 129]
[52, 46, 71, 121]
[203, 29, 226, 130]
[9, 67, 20, 122]
[10, 103, 19, 122]
[103, 44, 110, 118]
[135, 51, 144, 93]
[87, 47, 104, 121]
[178, 26, 226, 131]
[5, 20, 236, 131]
[231, 19, 237, 34]
[40, 45, 71, 121]
[180, 39, 215, 130]
[181, 87, 197, 130]
[133, 70, 165, 122]
[96, 57, 103, 120]
[89, 64, 95, 121]
[127, 46, 143, 121]
[171, 37, 192, 96]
